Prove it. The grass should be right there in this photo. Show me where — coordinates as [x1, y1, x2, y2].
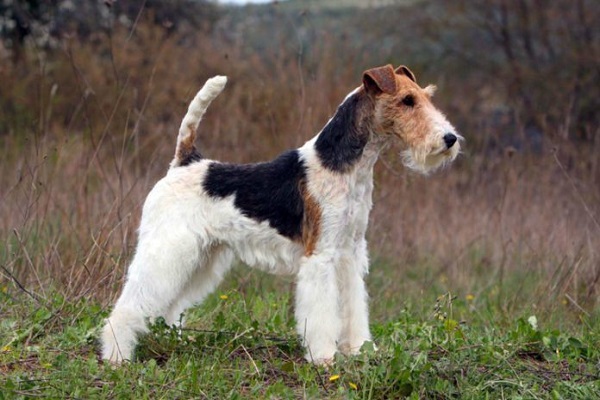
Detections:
[1, 261, 599, 399]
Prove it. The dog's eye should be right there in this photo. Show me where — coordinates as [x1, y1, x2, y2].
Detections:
[400, 95, 415, 107]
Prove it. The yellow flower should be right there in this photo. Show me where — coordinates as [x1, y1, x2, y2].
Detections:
[329, 374, 340, 382]
[219, 295, 228, 300]
[348, 382, 358, 390]
[466, 294, 475, 301]
[1, 345, 10, 352]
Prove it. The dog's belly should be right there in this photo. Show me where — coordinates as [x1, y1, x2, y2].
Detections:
[210, 216, 305, 275]
[232, 236, 304, 276]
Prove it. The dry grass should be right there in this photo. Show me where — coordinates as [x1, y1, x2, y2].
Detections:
[0, 16, 598, 315]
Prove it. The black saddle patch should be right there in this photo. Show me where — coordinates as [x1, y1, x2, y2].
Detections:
[202, 150, 307, 240]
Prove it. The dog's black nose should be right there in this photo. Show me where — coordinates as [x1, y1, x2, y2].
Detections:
[443, 133, 457, 149]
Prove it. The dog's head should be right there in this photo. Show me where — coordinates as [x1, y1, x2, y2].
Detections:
[362, 64, 462, 174]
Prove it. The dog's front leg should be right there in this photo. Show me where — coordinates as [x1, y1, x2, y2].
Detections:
[295, 250, 341, 365]
[338, 238, 373, 355]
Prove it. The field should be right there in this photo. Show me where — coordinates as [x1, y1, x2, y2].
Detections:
[1, 265, 599, 398]
[0, 0, 599, 398]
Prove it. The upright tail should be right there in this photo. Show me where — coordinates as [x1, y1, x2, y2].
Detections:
[171, 75, 228, 168]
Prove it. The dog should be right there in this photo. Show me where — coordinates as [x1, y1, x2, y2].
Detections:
[101, 64, 461, 365]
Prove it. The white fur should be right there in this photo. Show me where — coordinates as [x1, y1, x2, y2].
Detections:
[101, 140, 380, 364]
[102, 73, 458, 365]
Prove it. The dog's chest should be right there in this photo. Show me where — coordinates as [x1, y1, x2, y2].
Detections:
[343, 171, 374, 241]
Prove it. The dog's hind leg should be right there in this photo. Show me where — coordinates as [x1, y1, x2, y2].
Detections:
[101, 227, 207, 363]
[165, 245, 234, 327]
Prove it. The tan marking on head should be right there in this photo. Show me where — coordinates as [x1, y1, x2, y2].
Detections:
[299, 180, 322, 256]
[362, 65, 459, 173]
[378, 74, 436, 145]
[394, 65, 417, 83]
[362, 64, 397, 96]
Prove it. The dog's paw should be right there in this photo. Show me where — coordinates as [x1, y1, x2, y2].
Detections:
[339, 339, 377, 356]
[305, 347, 337, 367]
[309, 355, 334, 368]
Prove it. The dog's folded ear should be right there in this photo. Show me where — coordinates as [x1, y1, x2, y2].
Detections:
[394, 65, 417, 83]
[363, 64, 397, 96]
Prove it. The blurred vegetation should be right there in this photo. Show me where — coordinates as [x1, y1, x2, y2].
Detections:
[0, 0, 598, 313]
[1, 0, 598, 151]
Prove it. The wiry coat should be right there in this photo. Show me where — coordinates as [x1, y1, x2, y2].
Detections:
[101, 65, 461, 365]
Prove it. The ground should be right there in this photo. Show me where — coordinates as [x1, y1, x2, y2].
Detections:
[1, 260, 598, 399]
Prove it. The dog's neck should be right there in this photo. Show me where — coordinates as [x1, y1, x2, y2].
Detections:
[313, 88, 389, 181]
[357, 135, 388, 175]
[314, 88, 388, 174]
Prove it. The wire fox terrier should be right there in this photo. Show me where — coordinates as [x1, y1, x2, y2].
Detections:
[101, 64, 461, 365]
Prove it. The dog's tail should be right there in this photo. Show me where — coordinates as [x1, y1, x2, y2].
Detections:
[171, 75, 228, 168]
